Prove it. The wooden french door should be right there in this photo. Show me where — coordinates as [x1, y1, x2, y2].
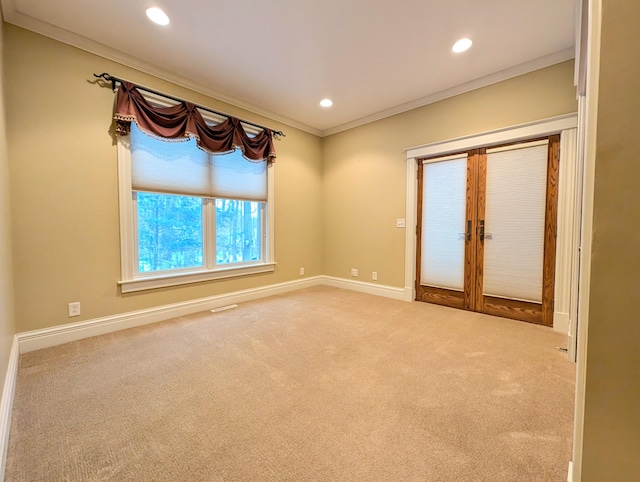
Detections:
[416, 136, 560, 326]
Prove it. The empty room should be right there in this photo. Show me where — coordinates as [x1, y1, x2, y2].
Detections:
[0, 0, 638, 481]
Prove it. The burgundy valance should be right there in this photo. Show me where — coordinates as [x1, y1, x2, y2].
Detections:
[114, 81, 276, 163]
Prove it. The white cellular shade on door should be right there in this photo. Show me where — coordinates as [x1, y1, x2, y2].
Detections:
[483, 141, 549, 302]
[130, 122, 267, 201]
[420, 156, 467, 291]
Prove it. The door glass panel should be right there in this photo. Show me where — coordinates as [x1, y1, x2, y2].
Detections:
[420, 157, 467, 290]
[483, 142, 548, 302]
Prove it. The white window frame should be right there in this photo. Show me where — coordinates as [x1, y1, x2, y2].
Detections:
[117, 93, 275, 293]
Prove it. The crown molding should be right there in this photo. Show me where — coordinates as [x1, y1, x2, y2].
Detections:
[2, 1, 574, 139]
[0, 1, 323, 137]
[321, 48, 576, 137]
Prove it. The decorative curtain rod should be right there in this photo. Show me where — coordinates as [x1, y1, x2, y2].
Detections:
[93, 72, 285, 139]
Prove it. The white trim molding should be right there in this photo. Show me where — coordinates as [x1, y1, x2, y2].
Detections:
[0, 1, 320, 137]
[553, 312, 571, 335]
[554, 128, 579, 335]
[406, 113, 578, 160]
[18, 277, 322, 353]
[0, 336, 19, 481]
[16, 276, 409, 354]
[323, 49, 575, 137]
[1, 0, 574, 139]
[405, 114, 579, 320]
[322, 276, 408, 301]
[568, 96, 588, 363]
[572, 0, 602, 479]
[404, 151, 419, 303]
[119, 262, 277, 293]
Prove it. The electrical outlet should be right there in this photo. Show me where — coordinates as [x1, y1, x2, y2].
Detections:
[372, 271, 378, 281]
[68, 302, 81, 317]
[299, 267, 305, 276]
[351, 268, 358, 277]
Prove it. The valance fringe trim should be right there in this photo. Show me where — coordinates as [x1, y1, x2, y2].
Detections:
[95, 73, 284, 138]
[112, 80, 277, 163]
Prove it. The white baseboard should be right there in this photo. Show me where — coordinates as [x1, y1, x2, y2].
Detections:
[567, 461, 573, 482]
[2, 275, 410, 478]
[0, 336, 19, 481]
[567, 331, 577, 362]
[16, 276, 410, 353]
[321, 276, 408, 301]
[17, 277, 323, 353]
[403, 286, 415, 302]
[554, 311, 570, 334]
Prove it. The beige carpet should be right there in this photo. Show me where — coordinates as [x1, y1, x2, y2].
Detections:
[6, 286, 575, 481]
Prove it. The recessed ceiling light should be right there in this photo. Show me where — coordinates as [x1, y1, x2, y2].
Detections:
[146, 7, 170, 26]
[452, 38, 472, 53]
[320, 98, 333, 108]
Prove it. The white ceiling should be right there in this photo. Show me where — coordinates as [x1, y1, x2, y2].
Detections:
[2, 0, 576, 136]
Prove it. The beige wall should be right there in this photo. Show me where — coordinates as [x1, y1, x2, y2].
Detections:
[7, 13, 636, 480]
[322, 61, 578, 287]
[0, 20, 16, 386]
[582, 0, 640, 479]
[3, 25, 323, 332]
[2, 27, 578, 335]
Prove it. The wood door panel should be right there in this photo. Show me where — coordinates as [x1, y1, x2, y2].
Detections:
[483, 296, 543, 324]
[541, 135, 560, 326]
[464, 151, 478, 310]
[474, 149, 487, 312]
[416, 286, 466, 310]
[415, 159, 425, 299]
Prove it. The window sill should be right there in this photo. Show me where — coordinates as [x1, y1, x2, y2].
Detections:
[118, 262, 276, 293]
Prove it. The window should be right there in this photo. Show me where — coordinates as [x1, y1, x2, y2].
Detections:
[118, 116, 275, 293]
[137, 192, 204, 272]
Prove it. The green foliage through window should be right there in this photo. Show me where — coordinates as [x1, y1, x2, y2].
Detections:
[216, 199, 261, 264]
[136, 193, 262, 272]
[137, 192, 203, 272]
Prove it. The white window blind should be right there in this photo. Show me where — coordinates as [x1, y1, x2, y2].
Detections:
[420, 156, 467, 291]
[483, 141, 548, 302]
[210, 152, 267, 202]
[130, 122, 267, 202]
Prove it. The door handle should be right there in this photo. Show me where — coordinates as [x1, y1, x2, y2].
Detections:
[458, 220, 472, 241]
[479, 220, 493, 241]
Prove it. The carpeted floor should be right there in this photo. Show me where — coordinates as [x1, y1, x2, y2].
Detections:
[6, 286, 575, 481]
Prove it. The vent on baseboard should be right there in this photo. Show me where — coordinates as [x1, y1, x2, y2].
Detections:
[210, 304, 239, 313]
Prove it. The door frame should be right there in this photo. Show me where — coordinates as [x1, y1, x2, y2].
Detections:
[415, 137, 560, 326]
[404, 114, 578, 333]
